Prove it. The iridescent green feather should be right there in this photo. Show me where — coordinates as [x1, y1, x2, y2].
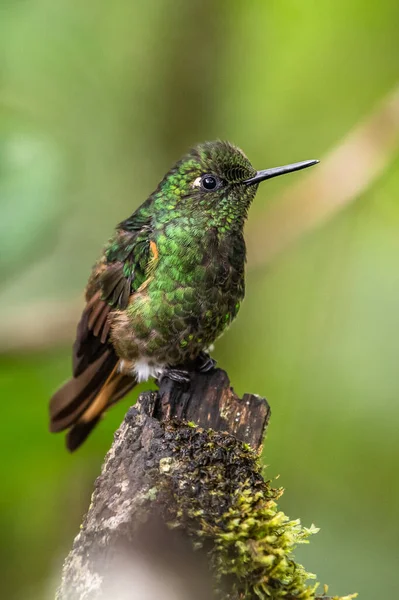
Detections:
[93, 141, 259, 364]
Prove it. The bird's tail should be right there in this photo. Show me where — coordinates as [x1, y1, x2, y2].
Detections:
[49, 353, 137, 451]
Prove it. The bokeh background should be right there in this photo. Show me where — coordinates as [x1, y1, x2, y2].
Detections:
[1, 1, 399, 598]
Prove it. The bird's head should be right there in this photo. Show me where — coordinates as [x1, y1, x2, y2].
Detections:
[153, 140, 318, 228]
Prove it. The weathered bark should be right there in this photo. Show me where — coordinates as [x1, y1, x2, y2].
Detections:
[154, 368, 270, 449]
[56, 369, 270, 600]
[56, 369, 344, 600]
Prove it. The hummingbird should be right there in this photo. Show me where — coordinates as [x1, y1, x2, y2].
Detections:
[49, 141, 318, 450]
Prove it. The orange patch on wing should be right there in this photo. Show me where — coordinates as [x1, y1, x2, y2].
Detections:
[150, 240, 159, 260]
[133, 240, 159, 295]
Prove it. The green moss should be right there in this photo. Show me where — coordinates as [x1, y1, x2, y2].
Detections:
[212, 484, 319, 599]
[157, 422, 355, 600]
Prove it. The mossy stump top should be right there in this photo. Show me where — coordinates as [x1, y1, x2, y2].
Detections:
[56, 368, 354, 600]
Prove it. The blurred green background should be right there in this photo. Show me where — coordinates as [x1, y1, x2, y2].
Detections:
[1, 1, 399, 598]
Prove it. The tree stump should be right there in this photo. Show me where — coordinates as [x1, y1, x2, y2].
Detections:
[56, 369, 347, 600]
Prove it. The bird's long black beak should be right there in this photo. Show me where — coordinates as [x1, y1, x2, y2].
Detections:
[244, 159, 319, 186]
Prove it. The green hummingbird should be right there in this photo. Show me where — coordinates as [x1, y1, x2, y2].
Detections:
[49, 141, 318, 450]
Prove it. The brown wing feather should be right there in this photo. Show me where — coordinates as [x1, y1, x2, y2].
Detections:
[72, 262, 132, 377]
[49, 220, 153, 450]
[73, 292, 112, 377]
[49, 261, 134, 445]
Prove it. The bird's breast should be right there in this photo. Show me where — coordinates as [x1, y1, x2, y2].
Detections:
[149, 226, 245, 319]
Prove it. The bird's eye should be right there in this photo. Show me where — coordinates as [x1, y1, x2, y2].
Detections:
[201, 174, 220, 191]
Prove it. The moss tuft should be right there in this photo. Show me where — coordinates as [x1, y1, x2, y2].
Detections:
[212, 484, 319, 599]
[156, 421, 355, 600]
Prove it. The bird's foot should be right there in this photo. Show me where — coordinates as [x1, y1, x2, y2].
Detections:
[196, 351, 217, 373]
[158, 367, 191, 388]
[156, 353, 216, 389]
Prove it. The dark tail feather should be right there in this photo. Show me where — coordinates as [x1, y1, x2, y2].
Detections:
[49, 351, 117, 433]
[66, 417, 102, 452]
[49, 353, 137, 451]
[65, 374, 137, 451]
[106, 374, 137, 406]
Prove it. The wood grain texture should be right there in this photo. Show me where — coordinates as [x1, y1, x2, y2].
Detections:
[154, 368, 270, 451]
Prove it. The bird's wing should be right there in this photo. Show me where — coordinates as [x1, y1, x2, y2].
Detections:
[73, 213, 154, 377]
[49, 211, 155, 440]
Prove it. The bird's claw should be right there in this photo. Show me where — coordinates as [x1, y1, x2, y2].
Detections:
[157, 353, 216, 389]
[158, 368, 191, 388]
[196, 352, 217, 373]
